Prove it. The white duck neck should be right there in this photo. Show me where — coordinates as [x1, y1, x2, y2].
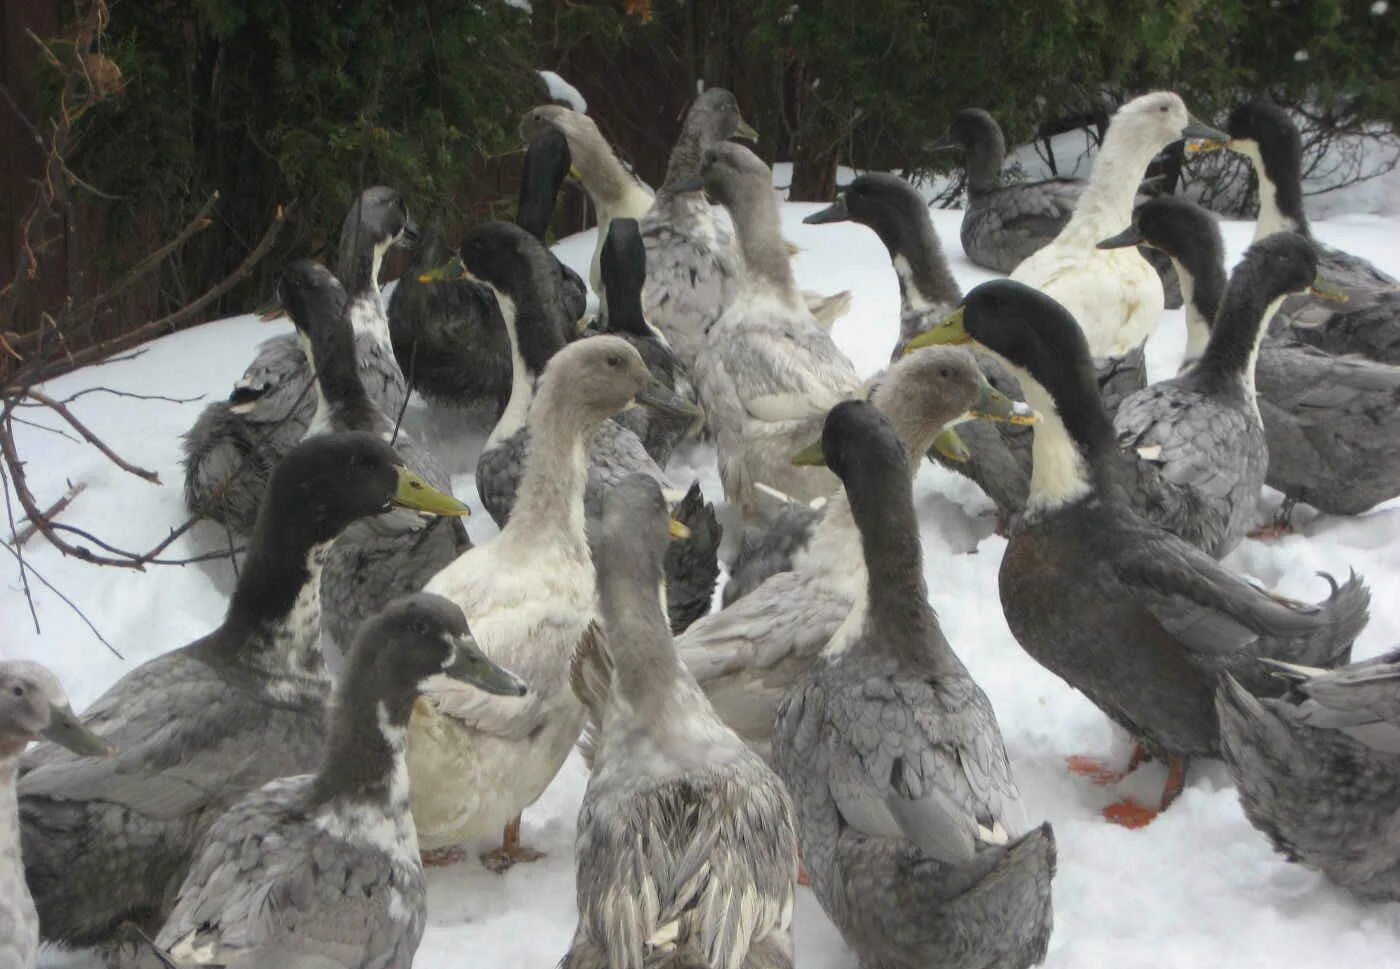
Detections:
[1021, 376, 1093, 514]
[485, 293, 532, 449]
[729, 188, 801, 307]
[1063, 123, 1163, 241]
[501, 378, 593, 550]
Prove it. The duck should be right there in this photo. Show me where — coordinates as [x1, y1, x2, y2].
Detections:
[682, 143, 863, 510]
[279, 260, 471, 667]
[460, 222, 717, 635]
[182, 187, 418, 535]
[1216, 649, 1400, 903]
[637, 86, 756, 368]
[149, 594, 525, 969]
[771, 399, 1056, 969]
[387, 128, 588, 418]
[1008, 93, 1226, 400]
[1202, 100, 1400, 363]
[587, 216, 700, 466]
[1098, 227, 1319, 557]
[18, 432, 467, 948]
[904, 279, 1370, 826]
[1100, 195, 1400, 527]
[803, 171, 1035, 520]
[680, 347, 1032, 759]
[410, 335, 679, 868]
[519, 105, 655, 297]
[564, 475, 798, 969]
[935, 106, 1182, 307]
[1, 661, 110, 969]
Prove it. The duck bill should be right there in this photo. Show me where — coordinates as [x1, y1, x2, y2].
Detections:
[1096, 225, 1147, 250]
[1309, 275, 1349, 303]
[790, 439, 826, 466]
[969, 378, 1038, 425]
[442, 632, 528, 697]
[634, 381, 703, 420]
[568, 164, 583, 181]
[42, 704, 113, 757]
[903, 306, 971, 352]
[803, 195, 850, 225]
[668, 518, 692, 540]
[417, 256, 469, 285]
[1182, 118, 1229, 145]
[397, 216, 422, 248]
[734, 117, 760, 142]
[392, 467, 470, 517]
[931, 427, 970, 463]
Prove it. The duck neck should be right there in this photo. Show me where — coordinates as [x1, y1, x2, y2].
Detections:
[728, 188, 800, 305]
[660, 110, 720, 195]
[598, 549, 680, 722]
[1064, 123, 1161, 238]
[964, 129, 1007, 196]
[1239, 141, 1308, 242]
[888, 226, 961, 346]
[501, 376, 594, 551]
[221, 510, 333, 684]
[572, 131, 652, 218]
[1018, 369, 1112, 515]
[1175, 251, 1226, 369]
[486, 293, 538, 448]
[312, 693, 412, 810]
[307, 307, 382, 436]
[1194, 292, 1286, 402]
[1, 759, 20, 892]
[848, 467, 961, 675]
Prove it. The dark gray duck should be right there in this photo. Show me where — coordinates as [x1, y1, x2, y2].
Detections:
[18, 433, 466, 949]
[1105, 194, 1400, 526]
[148, 594, 523, 969]
[280, 260, 472, 668]
[1099, 227, 1320, 557]
[1, 661, 110, 969]
[387, 127, 587, 416]
[1207, 101, 1400, 362]
[463, 222, 720, 634]
[587, 216, 701, 467]
[938, 106, 1181, 307]
[182, 187, 417, 535]
[803, 171, 1035, 522]
[906, 279, 1370, 826]
[564, 475, 797, 969]
[1216, 649, 1400, 903]
[771, 400, 1056, 969]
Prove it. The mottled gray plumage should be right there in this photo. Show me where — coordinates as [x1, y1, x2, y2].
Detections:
[1110, 232, 1317, 557]
[465, 222, 719, 635]
[1224, 101, 1399, 362]
[592, 217, 700, 466]
[20, 434, 442, 947]
[639, 88, 753, 370]
[772, 401, 1055, 969]
[281, 260, 471, 667]
[564, 476, 797, 969]
[950, 281, 1369, 816]
[1217, 650, 1400, 902]
[681, 349, 1004, 761]
[154, 595, 524, 969]
[2, 661, 109, 969]
[942, 107, 1181, 307]
[182, 187, 416, 534]
[720, 501, 822, 608]
[1117, 194, 1400, 518]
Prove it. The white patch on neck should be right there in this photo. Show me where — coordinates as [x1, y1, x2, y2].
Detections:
[486, 291, 531, 448]
[371, 239, 389, 291]
[265, 541, 333, 700]
[348, 292, 391, 350]
[376, 701, 412, 809]
[1235, 139, 1300, 241]
[1018, 373, 1092, 513]
[1174, 256, 1210, 368]
[296, 330, 334, 437]
[892, 254, 936, 314]
[1241, 294, 1286, 419]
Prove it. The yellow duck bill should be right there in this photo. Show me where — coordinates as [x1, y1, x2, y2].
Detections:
[970, 378, 1039, 425]
[392, 466, 471, 517]
[903, 306, 971, 351]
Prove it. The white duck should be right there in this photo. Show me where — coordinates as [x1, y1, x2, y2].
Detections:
[1010, 92, 1226, 360]
[409, 335, 662, 870]
[682, 143, 863, 510]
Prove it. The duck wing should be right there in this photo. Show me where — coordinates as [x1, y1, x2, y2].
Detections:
[822, 668, 1022, 866]
[227, 335, 314, 424]
[1261, 648, 1400, 752]
[156, 776, 424, 969]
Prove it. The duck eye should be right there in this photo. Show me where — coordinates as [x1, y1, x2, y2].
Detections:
[1159, 105, 1168, 113]
[606, 354, 622, 367]
[939, 367, 952, 379]
[411, 619, 430, 636]
[12, 686, 23, 697]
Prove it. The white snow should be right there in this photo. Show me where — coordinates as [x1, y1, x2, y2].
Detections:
[537, 69, 587, 114]
[12, 199, 1400, 968]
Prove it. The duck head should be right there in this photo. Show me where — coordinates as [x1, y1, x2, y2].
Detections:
[599, 217, 652, 338]
[0, 661, 112, 760]
[672, 142, 770, 212]
[538, 335, 700, 424]
[337, 186, 419, 294]
[803, 173, 929, 255]
[1111, 91, 1226, 153]
[518, 126, 573, 242]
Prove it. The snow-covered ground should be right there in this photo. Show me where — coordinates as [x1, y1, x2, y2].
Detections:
[11, 199, 1400, 968]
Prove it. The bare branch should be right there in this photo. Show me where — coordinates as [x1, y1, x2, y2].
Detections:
[12, 482, 86, 546]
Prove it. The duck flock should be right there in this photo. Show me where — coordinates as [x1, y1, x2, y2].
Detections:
[3, 87, 1400, 969]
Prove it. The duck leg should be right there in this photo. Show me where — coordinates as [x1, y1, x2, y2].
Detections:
[420, 845, 469, 867]
[1248, 496, 1297, 539]
[480, 816, 546, 873]
[1065, 743, 1149, 785]
[1102, 754, 1190, 829]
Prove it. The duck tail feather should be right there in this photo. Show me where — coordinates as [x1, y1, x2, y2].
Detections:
[664, 482, 723, 635]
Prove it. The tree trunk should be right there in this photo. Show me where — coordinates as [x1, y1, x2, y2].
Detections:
[788, 141, 838, 201]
